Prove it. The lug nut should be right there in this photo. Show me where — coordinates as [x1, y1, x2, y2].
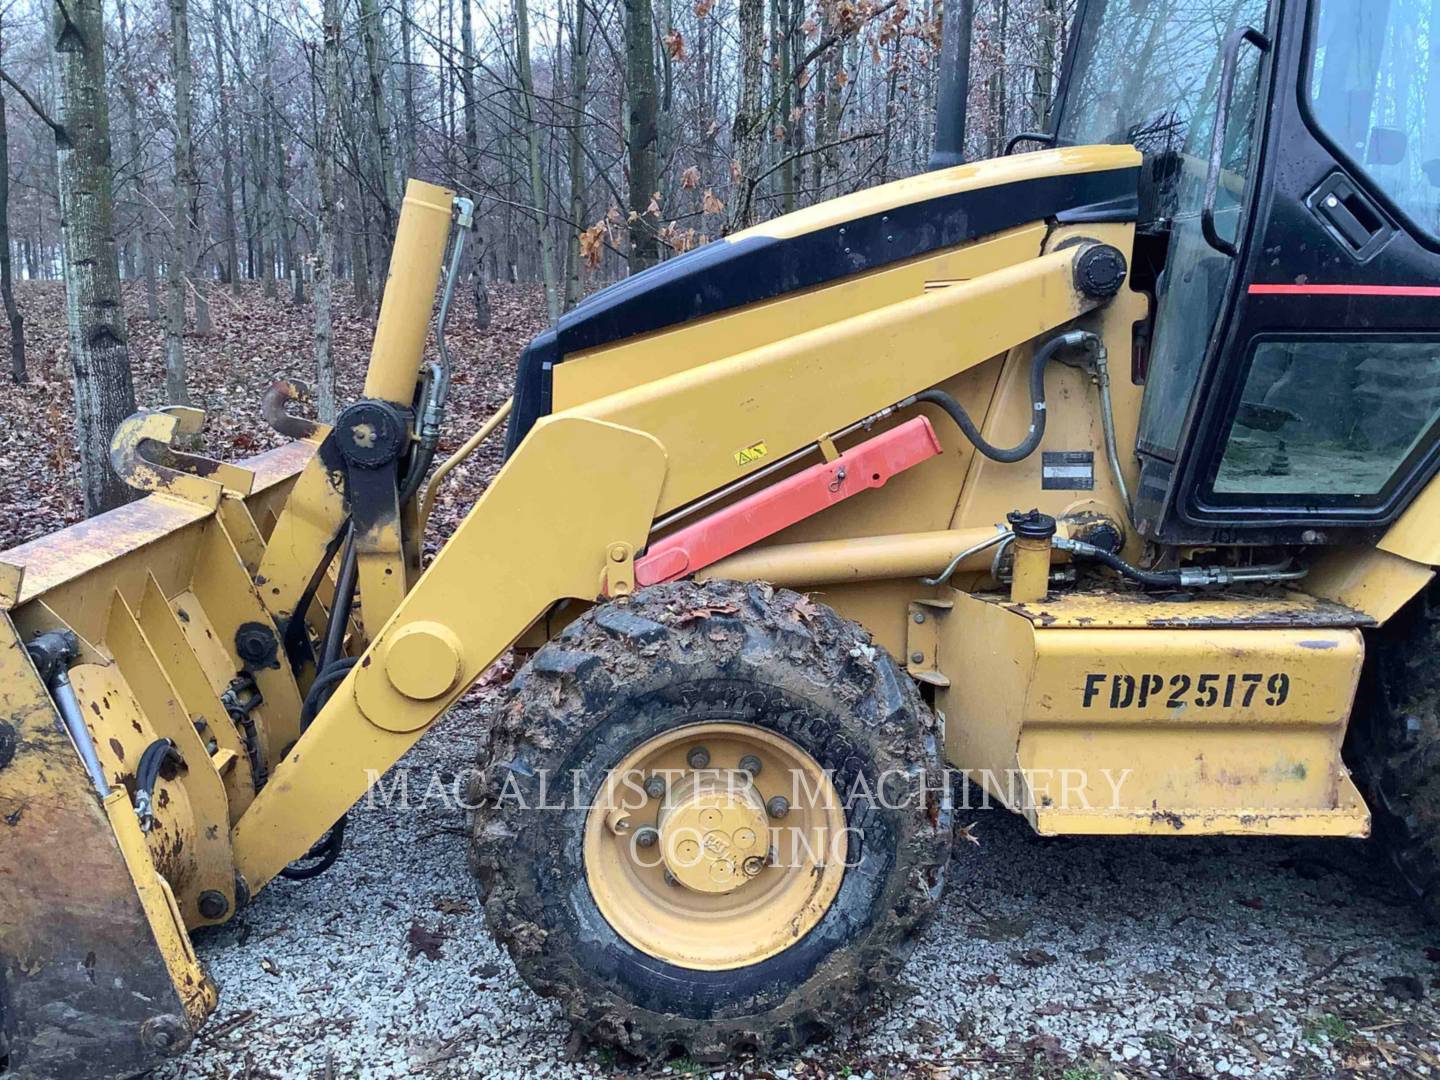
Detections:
[743, 855, 766, 877]
[635, 826, 659, 849]
[738, 754, 762, 778]
[643, 776, 667, 800]
[197, 890, 229, 920]
[766, 795, 790, 819]
[663, 868, 679, 887]
[687, 746, 711, 769]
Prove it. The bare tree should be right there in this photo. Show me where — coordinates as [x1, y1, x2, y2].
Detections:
[213, 0, 241, 293]
[358, 0, 398, 258]
[51, 0, 139, 513]
[0, 83, 24, 385]
[564, 0, 589, 309]
[164, 0, 197, 405]
[114, 0, 159, 319]
[730, 0, 764, 227]
[313, 0, 341, 421]
[624, 0, 659, 271]
[514, 0, 559, 318]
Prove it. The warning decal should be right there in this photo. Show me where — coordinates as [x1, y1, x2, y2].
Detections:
[734, 441, 769, 467]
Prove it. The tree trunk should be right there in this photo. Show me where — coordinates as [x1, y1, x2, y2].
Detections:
[164, 0, 196, 405]
[460, 0, 479, 188]
[114, 0, 158, 319]
[349, 176, 372, 315]
[314, 0, 340, 421]
[192, 197, 211, 333]
[514, 0, 560, 318]
[250, 86, 276, 298]
[212, 0, 240, 293]
[623, 0, 658, 271]
[272, 111, 303, 304]
[564, 0, 588, 309]
[357, 0, 398, 260]
[0, 86, 25, 384]
[986, 0, 1010, 157]
[1033, 0, 1060, 131]
[52, 0, 139, 514]
[781, 0, 798, 213]
[399, 0, 416, 178]
[730, 0, 764, 228]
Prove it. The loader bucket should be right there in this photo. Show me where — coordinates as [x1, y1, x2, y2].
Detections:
[0, 180, 468, 1079]
[0, 439, 317, 1079]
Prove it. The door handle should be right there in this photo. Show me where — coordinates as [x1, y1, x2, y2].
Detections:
[1202, 25, 1271, 257]
[1308, 173, 1391, 256]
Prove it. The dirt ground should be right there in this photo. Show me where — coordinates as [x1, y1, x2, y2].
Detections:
[7, 282, 1440, 1079]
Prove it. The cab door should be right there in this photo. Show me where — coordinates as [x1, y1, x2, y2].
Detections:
[1168, 0, 1440, 539]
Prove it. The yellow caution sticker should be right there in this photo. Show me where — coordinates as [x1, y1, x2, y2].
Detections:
[734, 441, 769, 467]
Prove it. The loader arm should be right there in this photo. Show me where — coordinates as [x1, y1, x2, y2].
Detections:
[229, 236, 1110, 891]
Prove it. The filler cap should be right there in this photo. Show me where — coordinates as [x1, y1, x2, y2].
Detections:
[1007, 509, 1058, 541]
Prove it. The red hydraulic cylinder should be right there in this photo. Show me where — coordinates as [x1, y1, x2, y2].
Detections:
[634, 416, 943, 587]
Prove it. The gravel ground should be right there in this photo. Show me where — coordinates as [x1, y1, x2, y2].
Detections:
[158, 695, 1440, 1080]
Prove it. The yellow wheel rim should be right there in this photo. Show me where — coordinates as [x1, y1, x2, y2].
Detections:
[583, 722, 847, 971]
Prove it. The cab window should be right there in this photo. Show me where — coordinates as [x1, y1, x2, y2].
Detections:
[1213, 337, 1440, 501]
[1309, 0, 1440, 237]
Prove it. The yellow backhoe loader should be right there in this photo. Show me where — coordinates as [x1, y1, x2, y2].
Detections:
[7, 0, 1440, 1073]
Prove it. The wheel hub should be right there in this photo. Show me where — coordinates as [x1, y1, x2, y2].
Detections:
[584, 721, 846, 970]
[657, 770, 770, 894]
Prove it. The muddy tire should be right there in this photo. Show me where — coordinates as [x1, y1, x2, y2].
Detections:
[468, 579, 950, 1060]
[1347, 580, 1440, 921]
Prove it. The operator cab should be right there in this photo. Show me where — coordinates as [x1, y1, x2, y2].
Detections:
[1049, 0, 1440, 544]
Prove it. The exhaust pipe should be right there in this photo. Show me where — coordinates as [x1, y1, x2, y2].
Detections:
[928, 0, 974, 170]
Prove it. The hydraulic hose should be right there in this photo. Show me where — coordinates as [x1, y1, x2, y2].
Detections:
[134, 738, 183, 832]
[1088, 337, 1135, 522]
[400, 196, 474, 507]
[320, 529, 360, 673]
[282, 518, 352, 672]
[1055, 537, 1309, 590]
[1059, 541, 1185, 588]
[282, 533, 363, 882]
[903, 330, 1098, 464]
[280, 656, 361, 881]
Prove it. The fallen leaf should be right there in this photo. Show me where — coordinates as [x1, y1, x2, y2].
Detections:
[674, 601, 738, 624]
[407, 918, 446, 961]
[1011, 948, 1057, 968]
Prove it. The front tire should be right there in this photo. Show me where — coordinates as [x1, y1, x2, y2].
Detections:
[469, 580, 950, 1060]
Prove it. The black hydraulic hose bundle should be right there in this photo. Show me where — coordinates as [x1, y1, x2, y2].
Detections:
[279, 531, 363, 882]
[1067, 544, 1184, 588]
[134, 738, 184, 832]
[282, 518, 352, 672]
[903, 330, 1098, 464]
[277, 657, 360, 881]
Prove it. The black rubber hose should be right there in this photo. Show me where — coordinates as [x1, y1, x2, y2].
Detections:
[910, 330, 1096, 463]
[282, 518, 351, 673]
[320, 532, 359, 672]
[279, 656, 361, 881]
[299, 656, 361, 731]
[1069, 543, 1184, 588]
[278, 816, 347, 881]
[398, 442, 436, 505]
[134, 738, 183, 830]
